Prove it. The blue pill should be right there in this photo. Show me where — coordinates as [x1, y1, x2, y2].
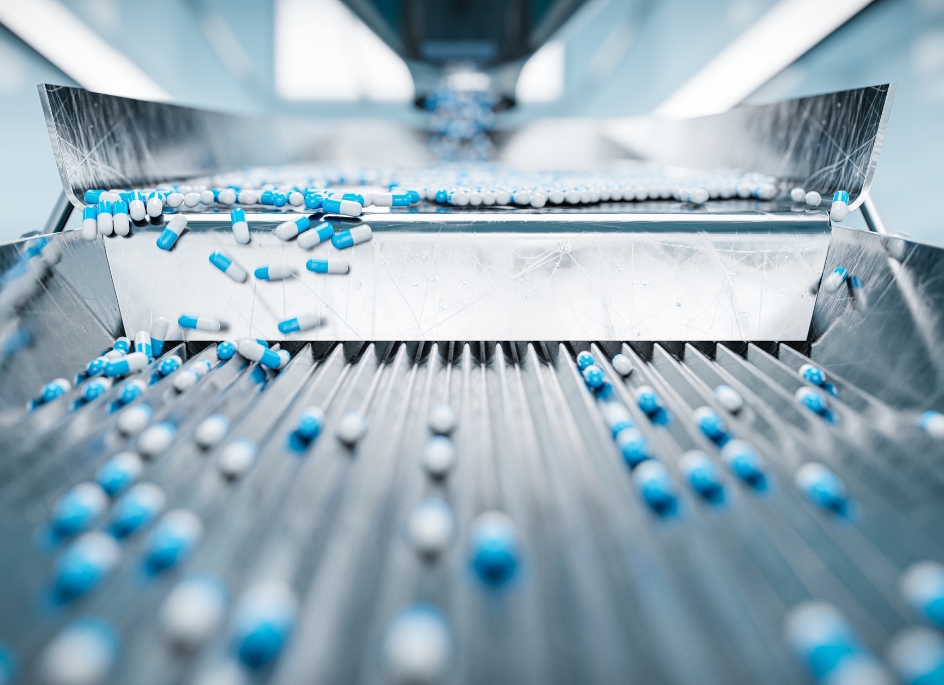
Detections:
[86, 356, 107, 377]
[144, 510, 202, 574]
[796, 462, 848, 515]
[616, 427, 652, 468]
[113, 336, 131, 353]
[721, 439, 766, 488]
[84, 189, 104, 203]
[118, 379, 145, 405]
[94, 451, 143, 497]
[304, 192, 323, 209]
[392, 192, 411, 207]
[785, 602, 882, 683]
[583, 364, 604, 389]
[601, 401, 633, 437]
[681, 450, 725, 503]
[82, 378, 112, 402]
[800, 363, 825, 387]
[51, 531, 120, 603]
[217, 341, 237, 360]
[109, 483, 166, 538]
[159, 355, 181, 376]
[633, 460, 678, 514]
[693, 406, 729, 445]
[576, 351, 594, 370]
[902, 562, 944, 629]
[795, 386, 829, 415]
[635, 385, 662, 416]
[49, 482, 108, 539]
[232, 582, 298, 668]
[294, 407, 325, 442]
[470, 511, 519, 586]
[40, 378, 71, 403]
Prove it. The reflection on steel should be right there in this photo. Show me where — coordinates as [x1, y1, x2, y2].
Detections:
[606, 84, 895, 210]
[104, 214, 830, 342]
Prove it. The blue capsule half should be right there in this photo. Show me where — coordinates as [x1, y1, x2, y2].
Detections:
[159, 356, 181, 376]
[113, 337, 131, 353]
[217, 341, 237, 360]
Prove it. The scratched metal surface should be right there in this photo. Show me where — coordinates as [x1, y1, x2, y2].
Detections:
[102, 213, 830, 342]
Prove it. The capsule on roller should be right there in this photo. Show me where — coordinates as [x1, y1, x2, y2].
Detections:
[51, 531, 120, 602]
[95, 451, 143, 497]
[218, 438, 257, 478]
[144, 509, 203, 574]
[236, 338, 282, 369]
[231, 582, 298, 669]
[161, 575, 228, 649]
[49, 482, 108, 539]
[321, 196, 362, 216]
[151, 317, 169, 356]
[112, 200, 130, 236]
[147, 191, 165, 218]
[134, 330, 152, 359]
[109, 483, 166, 538]
[96, 200, 114, 236]
[830, 190, 850, 222]
[470, 511, 519, 586]
[159, 355, 181, 376]
[113, 336, 131, 353]
[822, 266, 848, 294]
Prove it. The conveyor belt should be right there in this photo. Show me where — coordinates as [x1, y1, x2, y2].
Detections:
[1, 337, 941, 684]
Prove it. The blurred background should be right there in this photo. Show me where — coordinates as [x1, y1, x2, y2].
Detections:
[0, 0, 941, 244]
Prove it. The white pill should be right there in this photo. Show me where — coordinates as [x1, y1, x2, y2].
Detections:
[166, 192, 184, 208]
[200, 190, 215, 205]
[237, 190, 258, 205]
[611, 354, 633, 376]
[407, 499, 455, 557]
[138, 422, 175, 458]
[714, 384, 743, 413]
[791, 187, 806, 203]
[161, 575, 228, 649]
[194, 414, 229, 449]
[530, 191, 547, 208]
[218, 188, 237, 205]
[384, 605, 452, 685]
[174, 370, 200, 392]
[38, 620, 119, 685]
[888, 628, 944, 685]
[373, 192, 393, 207]
[336, 411, 368, 446]
[183, 192, 201, 208]
[427, 404, 458, 435]
[117, 404, 152, 436]
[805, 191, 822, 207]
[422, 436, 456, 478]
[217, 438, 257, 479]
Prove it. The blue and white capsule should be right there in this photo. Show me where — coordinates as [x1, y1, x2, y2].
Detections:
[901, 562, 944, 628]
[159, 355, 181, 376]
[293, 407, 325, 444]
[84, 189, 103, 204]
[888, 628, 944, 685]
[135, 330, 152, 359]
[601, 402, 633, 437]
[82, 205, 99, 241]
[297, 221, 334, 249]
[95, 451, 143, 497]
[254, 264, 296, 281]
[40, 378, 71, 404]
[129, 191, 147, 222]
[278, 313, 323, 334]
[331, 224, 372, 249]
[633, 460, 678, 514]
[321, 196, 362, 216]
[151, 317, 168, 356]
[49, 482, 108, 539]
[796, 386, 829, 416]
[178, 314, 222, 332]
[236, 338, 282, 369]
[693, 406, 729, 445]
[830, 190, 850, 222]
[800, 363, 825, 387]
[583, 364, 604, 389]
[81, 377, 112, 402]
[305, 259, 349, 275]
[104, 352, 148, 377]
[118, 379, 146, 405]
[920, 410, 944, 441]
[714, 384, 743, 413]
[796, 462, 848, 515]
[848, 275, 867, 311]
[38, 619, 120, 685]
[720, 439, 766, 488]
[275, 216, 312, 241]
[194, 414, 229, 449]
[822, 266, 848, 294]
[160, 574, 229, 648]
[611, 353, 633, 376]
[144, 509, 203, 574]
[681, 450, 725, 503]
[156, 214, 188, 250]
[51, 531, 120, 603]
[616, 427, 652, 468]
[229, 207, 250, 245]
[112, 199, 130, 236]
[470, 511, 520, 586]
[209, 251, 248, 283]
[113, 336, 131, 353]
[576, 351, 594, 370]
[635, 385, 663, 417]
[109, 483, 166, 538]
[147, 191, 165, 218]
[218, 438, 258, 478]
[97, 200, 114, 236]
[217, 340, 237, 360]
[232, 582, 298, 669]
[138, 421, 177, 458]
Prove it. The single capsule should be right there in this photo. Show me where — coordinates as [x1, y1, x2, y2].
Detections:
[232, 582, 298, 669]
[919, 411, 944, 440]
[428, 404, 458, 435]
[822, 266, 848, 294]
[173, 370, 199, 392]
[161, 574, 228, 650]
[151, 317, 169, 355]
[278, 313, 323, 334]
[166, 192, 184, 209]
[50, 482, 108, 539]
[51, 531, 120, 602]
[81, 377, 112, 402]
[720, 439, 766, 487]
[693, 406, 729, 444]
[336, 410, 368, 446]
[82, 205, 99, 241]
[830, 190, 850, 222]
[194, 414, 229, 449]
[128, 191, 146, 222]
[147, 191, 165, 218]
[37, 619, 119, 685]
[680, 450, 725, 503]
[95, 451, 143, 497]
[901, 562, 944, 628]
[888, 628, 944, 685]
[144, 509, 203, 574]
[199, 189, 215, 205]
[633, 460, 678, 515]
[275, 216, 312, 241]
[322, 196, 362, 216]
[217, 341, 237, 360]
[805, 190, 822, 207]
[303, 192, 323, 210]
[209, 251, 249, 283]
[259, 190, 287, 207]
[237, 189, 258, 205]
[193, 359, 212, 376]
[104, 351, 148, 377]
[576, 351, 594, 370]
[616, 427, 652, 468]
[156, 214, 188, 250]
[297, 221, 335, 249]
[118, 379, 146, 405]
[159, 355, 181, 376]
[109, 482, 166, 538]
[183, 192, 201, 208]
[112, 200, 130, 236]
[116, 404, 152, 436]
[407, 498, 456, 558]
[293, 407, 325, 444]
[796, 462, 848, 515]
[634, 385, 662, 416]
[422, 436, 457, 478]
[137, 422, 176, 458]
[254, 264, 296, 281]
[848, 275, 867, 310]
[96, 200, 114, 236]
[601, 402, 633, 437]
[135, 330, 152, 359]
[331, 224, 372, 249]
[796, 386, 829, 415]
[230, 207, 250, 245]
[305, 259, 350, 274]
[791, 187, 806, 203]
[714, 384, 743, 413]
[383, 604, 453, 685]
[611, 353, 633, 376]
[217, 438, 257, 478]
[236, 339, 282, 369]
[470, 511, 519, 586]
[583, 364, 605, 389]
[40, 378, 71, 403]
[113, 336, 131, 353]
[178, 314, 222, 332]
[800, 363, 826, 387]
[86, 356, 107, 377]
[218, 188, 237, 205]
